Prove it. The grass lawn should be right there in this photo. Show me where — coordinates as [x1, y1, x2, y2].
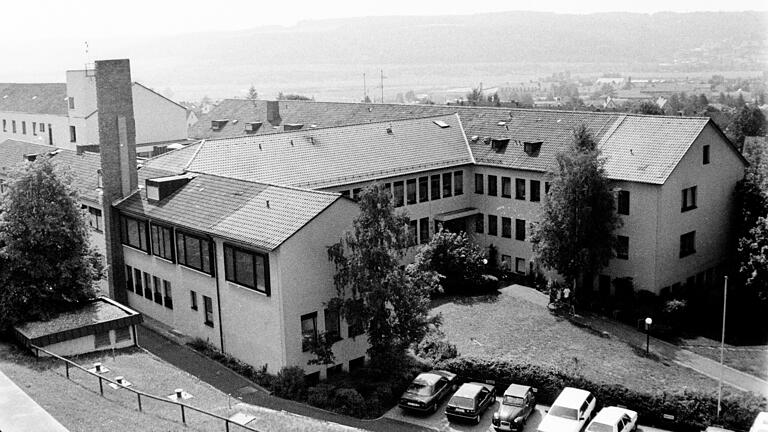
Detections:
[0, 342, 363, 432]
[434, 285, 740, 396]
[680, 336, 768, 381]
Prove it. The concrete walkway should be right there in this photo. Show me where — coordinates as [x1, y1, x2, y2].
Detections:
[505, 285, 768, 398]
[0, 369, 69, 432]
[136, 319, 430, 432]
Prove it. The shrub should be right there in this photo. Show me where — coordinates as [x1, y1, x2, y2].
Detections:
[307, 384, 334, 410]
[187, 338, 273, 390]
[436, 356, 765, 431]
[414, 230, 487, 293]
[415, 327, 458, 364]
[273, 366, 307, 400]
[333, 388, 366, 417]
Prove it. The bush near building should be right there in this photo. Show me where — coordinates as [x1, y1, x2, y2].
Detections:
[436, 356, 765, 431]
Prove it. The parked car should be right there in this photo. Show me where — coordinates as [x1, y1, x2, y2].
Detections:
[398, 370, 458, 413]
[445, 382, 496, 424]
[537, 387, 597, 432]
[751, 412, 768, 432]
[586, 407, 638, 432]
[492, 383, 537, 431]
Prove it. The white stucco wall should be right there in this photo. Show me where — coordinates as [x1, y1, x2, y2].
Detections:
[132, 85, 188, 145]
[38, 325, 136, 357]
[0, 112, 69, 148]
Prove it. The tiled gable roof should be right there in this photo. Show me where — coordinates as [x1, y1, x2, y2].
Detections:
[142, 141, 201, 173]
[117, 174, 341, 251]
[0, 83, 67, 115]
[186, 114, 473, 189]
[0, 139, 101, 203]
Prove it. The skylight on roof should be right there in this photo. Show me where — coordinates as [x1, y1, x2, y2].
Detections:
[433, 120, 450, 128]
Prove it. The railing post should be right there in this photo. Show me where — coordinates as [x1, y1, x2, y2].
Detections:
[65, 362, 69, 379]
[180, 404, 186, 424]
[225, 419, 230, 432]
[137, 393, 142, 412]
[98, 376, 103, 396]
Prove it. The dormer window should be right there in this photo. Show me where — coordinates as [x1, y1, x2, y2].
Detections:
[211, 119, 229, 131]
[245, 122, 262, 133]
[523, 141, 542, 156]
[283, 123, 304, 131]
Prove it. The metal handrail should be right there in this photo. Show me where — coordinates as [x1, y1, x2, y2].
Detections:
[30, 344, 260, 432]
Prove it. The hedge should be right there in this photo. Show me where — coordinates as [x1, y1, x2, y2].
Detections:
[436, 356, 766, 431]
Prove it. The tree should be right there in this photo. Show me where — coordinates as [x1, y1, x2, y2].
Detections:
[466, 87, 483, 105]
[413, 230, 486, 293]
[738, 217, 768, 302]
[0, 157, 104, 330]
[631, 100, 664, 115]
[728, 105, 766, 147]
[530, 124, 621, 295]
[247, 85, 258, 100]
[277, 92, 312, 101]
[325, 185, 440, 369]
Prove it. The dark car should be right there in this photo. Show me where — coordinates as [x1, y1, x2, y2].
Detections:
[445, 382, 496, 424]
[492, 384, 537, 431]
[398, 370, 458, 413]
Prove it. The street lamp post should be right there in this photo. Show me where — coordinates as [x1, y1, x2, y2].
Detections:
[717, 276, 728, 418]
[644, 317, 653, 355]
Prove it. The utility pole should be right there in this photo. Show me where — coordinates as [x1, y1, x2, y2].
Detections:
[717, 275, 728, 417]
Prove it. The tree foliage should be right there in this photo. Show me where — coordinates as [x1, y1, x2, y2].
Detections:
[630, 100, 664, 115]
[246, 85, 258, 100]
[277, 92, 313, 101]
[325, 185, 440, 369]
[728, 105, 766, 147]
[530, 124, 621, 291]
[739, 217, 768, 302]
[413, 230, 486, 293]
[0, 157, 104, 330]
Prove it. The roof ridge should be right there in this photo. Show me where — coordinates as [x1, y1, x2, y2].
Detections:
[185, 139, 206, 171]
[185, 171, 343, 197]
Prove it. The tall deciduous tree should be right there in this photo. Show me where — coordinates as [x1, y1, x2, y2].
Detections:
[530, 124, 621, 294]
[728, 105, 766, 147]
[326, 185, 439, 369]
[738, 217, 768, 302]
[0, 157, 104, 330]
[631, 100, 664, 115]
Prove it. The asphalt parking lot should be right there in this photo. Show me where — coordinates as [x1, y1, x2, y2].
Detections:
[384, 397, 673, 432]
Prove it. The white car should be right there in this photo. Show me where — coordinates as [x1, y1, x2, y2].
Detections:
[586, 407, 638, 432]
[537, 387, 597, 432]
[751, 412, 768, 432]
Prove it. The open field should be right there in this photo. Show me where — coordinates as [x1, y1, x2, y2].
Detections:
[434, 285, 737, 395]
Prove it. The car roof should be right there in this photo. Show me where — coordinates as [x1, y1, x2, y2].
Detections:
[454, 383, 486, 398]
[593, 407, 637, 423]
[553, 387, 592, 409]
[503, 384, 531, 397]
[414, 372, 443, 386]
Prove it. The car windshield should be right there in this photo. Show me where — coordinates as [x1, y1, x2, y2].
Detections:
[503, 396, 525, 406]
[549, 405, 579, 420]
[450, 396, 475, 410]
[587, 422, 614, 432]
[407, 381, 433, 396]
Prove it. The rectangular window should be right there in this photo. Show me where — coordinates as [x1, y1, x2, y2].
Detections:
[530, 180, 541, 202]
[703, 145, 710, 165]
[616, 235, 629, 260]
[442, 172, 452, 197]
[352, 188, 362, 200]
[32, 122, 37, 135]
[125, 265, 134, 293]
[94, 331, 110, 348]
[143, 272, 152, 299]
[21, 121, 26, 135]
[618, 190, 630, 215]
[680, 231, 696, 257]
[347, 315, 364, 338]
[2, 119, 5, 132]
[501, 177, 512, 198]
[419, 218, 429, 244]
[406, 179, 416, 205]
[430, 175, 440, 200]
[515, 258, 526, 274]
[153, 276, 162, 304]
[150, 224, 174, 261]
[384, 183, 391, 199]
[515, 219, 526, 241]
[12, 120, 16, 133]
[501, 255, 512, 271]
[475, 174, 484, 194]
[133, 268, 143, 294]
[203, 296, 214, 327]
[682, 186, 697, 212]
[224, 244, 270, 294]
[340, 190, 350, 198]
[501, 217, 512, 238]
[190, 290, 198, 310]
[454, 170, 463, 195]
[69, 125, 77, 143]
[301, 312, 318, 352]
[475, 214, 484, 233]
[515, 178, 526, 200]
[120, 215, 149, 252]
[487, 175, 497, 196]
[115, 327, 131, 342]
[68, 96, 75, 109]
[39, 123, 45, 132]
[393, 181, 404, 207]
[418, 176, 428, 202]
[324, 309, 341, 343]
[176, 231, 213, 274]
[488, 215, 498, 236]
[163, 280, 173, 309]
[409, 220, 418, 246]
[86, 206, 103, 232]
[545, 182, 551, 194]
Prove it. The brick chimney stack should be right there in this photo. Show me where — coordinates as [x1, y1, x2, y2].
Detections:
[96, 59, 138, 303]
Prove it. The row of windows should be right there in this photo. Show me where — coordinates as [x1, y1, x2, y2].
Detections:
[2, 119, 50, 137]
[341, 170, 464, 206]
[125, 265, 174, 310]
[120, 215, 271, 295]
[301, 308, 364, 352]
[612, 230, 695, 261]
[476, 214, 527, 241]
[501, 254, 528, 274]
[475, 173, 546, 202]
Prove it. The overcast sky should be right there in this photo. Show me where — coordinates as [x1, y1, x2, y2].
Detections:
[3, 0, 767, 40]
